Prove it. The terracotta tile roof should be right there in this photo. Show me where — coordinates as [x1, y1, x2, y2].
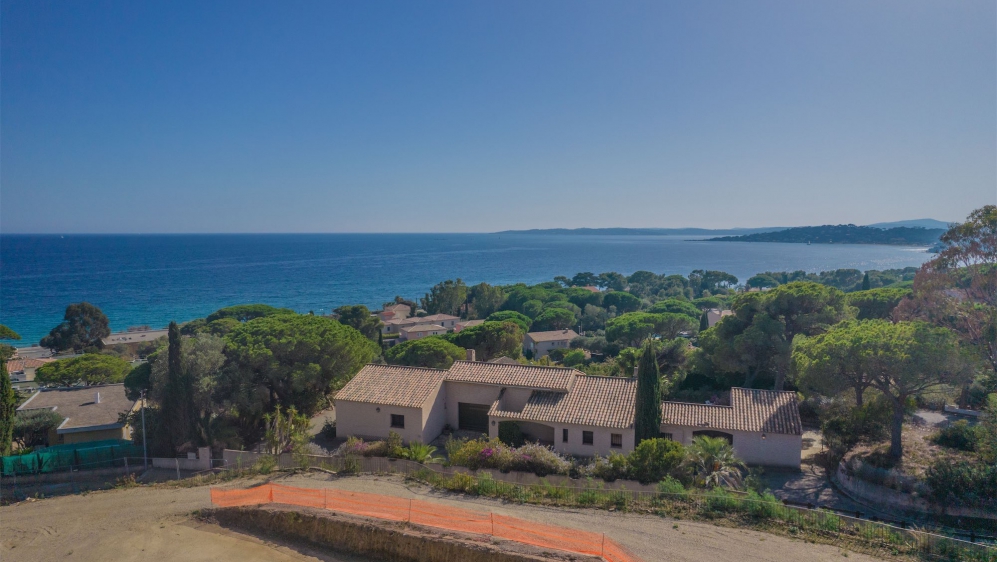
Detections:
[17, 384, 137, 432]
[335, 364, 446, 408]
[488, 356, 521, 365]
[399, 324, 446, 333]
[525, 329, 580, 343]
[385, 314, 458, 326]
[445, 360, 577, 391]
[6, 358, 54, 372]
[660, 388, 802, 435]
[489, 375, 636, 429]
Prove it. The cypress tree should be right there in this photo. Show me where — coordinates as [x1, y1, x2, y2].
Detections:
[861, 272, 871, 291]
[699, 311, 709, 332]
[162, 321, 191, 452]
[0, 325, 22, 456]
[0, 358, 15, 456]
[634, 340, 662, 444]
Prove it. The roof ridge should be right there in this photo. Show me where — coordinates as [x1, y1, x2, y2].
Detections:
[364, 363, 448, 372]
[451, 360, 575, 372]
[661, 399, 734, 408]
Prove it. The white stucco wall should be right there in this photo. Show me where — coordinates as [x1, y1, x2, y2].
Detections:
[335, 400, 426, 444]
[422, 382, 448, 443]
[661, 424, 801, 469]
[489, 416, 634, 457]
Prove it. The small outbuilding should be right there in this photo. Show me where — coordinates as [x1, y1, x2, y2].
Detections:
[16, 384, 140, 445]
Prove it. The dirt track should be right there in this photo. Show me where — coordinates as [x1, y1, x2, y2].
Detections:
[0, 473, 883, 562]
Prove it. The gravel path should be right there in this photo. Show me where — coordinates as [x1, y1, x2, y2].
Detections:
[1, 472, 885, 562]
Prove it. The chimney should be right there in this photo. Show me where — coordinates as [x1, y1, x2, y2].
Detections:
[95, 392, 101, 404]
[466, 349, 476, 362]
[632, 366, 638, 378]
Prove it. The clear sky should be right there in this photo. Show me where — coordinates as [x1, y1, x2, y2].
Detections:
[2, 1, 994, 233]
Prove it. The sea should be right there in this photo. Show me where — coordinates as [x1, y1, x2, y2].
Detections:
[0, 233, 932, 346]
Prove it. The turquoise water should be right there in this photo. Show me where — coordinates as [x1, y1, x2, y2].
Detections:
[0, 233, 931, 346]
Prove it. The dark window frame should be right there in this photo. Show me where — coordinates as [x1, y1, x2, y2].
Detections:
[562, 428, 569, 443]
[390, 414, 405, 429]
[582, 430, 594, 445]
[610, 433, 622, 448]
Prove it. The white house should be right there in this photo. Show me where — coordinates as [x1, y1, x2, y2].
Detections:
[377, 303, 412, 322]
[660, 388, 802, 469]
[523, 329, 579, 358]
[705, 309, 733, 328]
[335, 361, 636, 456]
[454, 319, 485, 332]
[382, 314, 460, 335]
[398, 324, 447, 341]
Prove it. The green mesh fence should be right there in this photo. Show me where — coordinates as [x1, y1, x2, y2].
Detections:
[1, 440, 142, 476]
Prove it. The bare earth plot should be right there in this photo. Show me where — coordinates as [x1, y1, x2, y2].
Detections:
[0, 473, 884, 562]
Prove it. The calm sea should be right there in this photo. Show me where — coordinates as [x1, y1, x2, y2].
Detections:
[0, 234, 931, 346]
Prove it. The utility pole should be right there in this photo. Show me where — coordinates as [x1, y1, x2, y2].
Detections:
[141, 389, 148, 470]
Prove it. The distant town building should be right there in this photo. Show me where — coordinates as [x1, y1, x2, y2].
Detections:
[523, 329, 579, 358]
[382, 314, 459, 335]
[454, 319, 485, 332]
[102, 328, 169, 346]
[705, 309, 734, 328]
[398, 324, 447, 341]
[17, 384, 139, 445]
[377, 303, 412, 322]
[6, 357, 54, 383]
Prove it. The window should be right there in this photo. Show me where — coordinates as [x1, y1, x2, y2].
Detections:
[611, 434, 622, 448]
[660, 432, 673, 441]
[390, 414, 405, 428]
[562, 428, 568, 443]
[582, 431, 594, 445]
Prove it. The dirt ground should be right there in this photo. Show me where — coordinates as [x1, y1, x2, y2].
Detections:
[0, 472, 885, 562]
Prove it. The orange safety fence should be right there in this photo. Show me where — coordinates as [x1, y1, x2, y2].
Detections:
[492, 513, 605, 557]
[209, 485, 272, 507]
[210, 484, 642, 562]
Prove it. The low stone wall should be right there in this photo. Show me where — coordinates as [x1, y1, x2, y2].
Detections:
[833, 463, 995, 520]
[207, 506, 597, 562]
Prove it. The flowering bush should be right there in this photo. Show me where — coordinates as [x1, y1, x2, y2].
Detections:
[446, 438, 570, 475]
[504, 443, 572, 476]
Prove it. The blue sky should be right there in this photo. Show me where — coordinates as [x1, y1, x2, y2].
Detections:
[2, 1, 994, 233]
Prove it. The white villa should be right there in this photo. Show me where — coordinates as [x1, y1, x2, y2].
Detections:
[382, 314, 460, 335]
[523, 329, 579, 358]
[398, 324, 447, 341]
[335, 360, 802, 466]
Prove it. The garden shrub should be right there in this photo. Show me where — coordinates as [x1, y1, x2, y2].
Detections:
[587, 453, 628, 482]
[930, 420, 979, 452]
[627, 438, 684, 484]
[498, 421, 525, 447]
[504, 443, 572, 476]
[924, 458, 997, 508]
[656, 476, 686, 496]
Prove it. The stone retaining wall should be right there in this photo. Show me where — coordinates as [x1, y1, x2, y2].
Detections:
[207, 506, 599, 562]
[833, 462, 995, 520]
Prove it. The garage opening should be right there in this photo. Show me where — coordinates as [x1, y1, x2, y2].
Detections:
[457, 403, 490, 433]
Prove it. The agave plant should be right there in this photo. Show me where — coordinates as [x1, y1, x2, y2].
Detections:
[686, 436, 746, 489]
[401, 441, 440, 463]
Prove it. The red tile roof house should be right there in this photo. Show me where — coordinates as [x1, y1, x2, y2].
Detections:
[523, 329, 579, 358]
[336, 362, 803, 465]
[381, 314, 459, 335]
[398, 323, 447, 341]
[17, 384, 140, 445]
[335, 361, 637, 456]
[660, 388, 803, 469]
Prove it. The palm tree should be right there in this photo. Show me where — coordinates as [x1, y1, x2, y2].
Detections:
[401, 441, 440, 464]
[686, 436, 746, 489]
